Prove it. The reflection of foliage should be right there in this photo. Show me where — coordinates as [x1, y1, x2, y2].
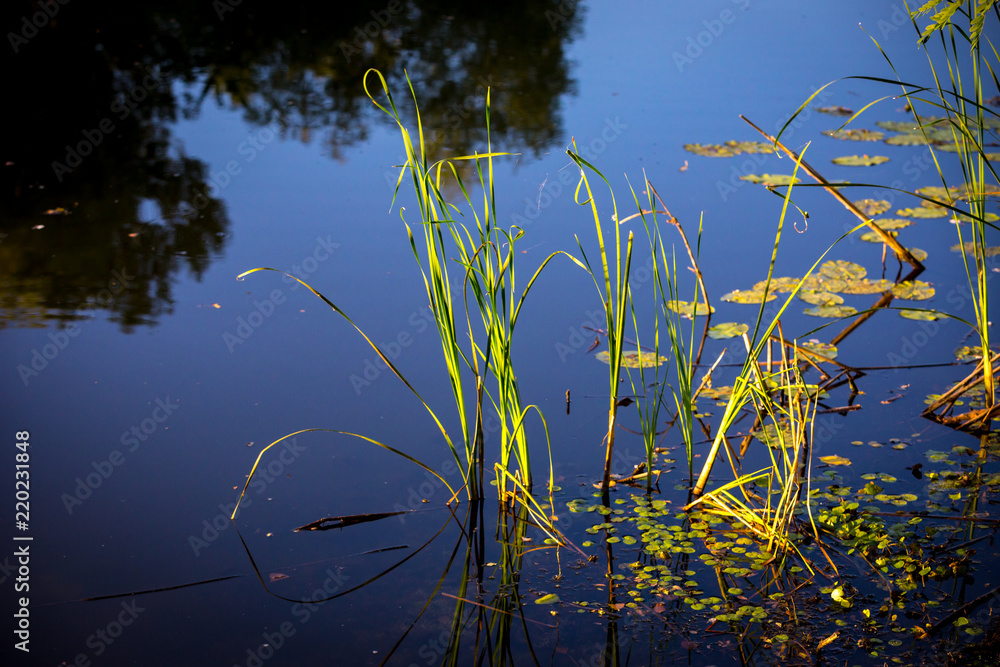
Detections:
[1, 0, 581, 329]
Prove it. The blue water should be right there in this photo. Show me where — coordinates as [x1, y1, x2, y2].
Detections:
[2, 1, 996, 665]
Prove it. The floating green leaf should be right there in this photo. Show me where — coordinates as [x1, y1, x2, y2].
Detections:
[832, 154, 890, 166]
[853, 199, 892, 216]
[665, 300, 715, 317]
[708, 322, 748, 339]
[799, 289, 844, 306]
[951, 242, 1000, 257]
[597, 350, 669, 368]
[820, 260, 866, 281]
[841, 278, 894, 294]
[752, 276, 802, 293]
[721, 289, 776, 304]
[804, 305, 858, 318]
[891, 280, 935, 300]
[900, 309, 939, 321]
[823, 128, 884, 141]
[817, 106, 854, 116]
[896, 206, 948, 218]
[739, 173, 801, 186]
[535, 593, 561, 605]
[860, 230, 898, 243]
[683, 141, 777, 157]
[906, 247, 928, 261]
[955, 345, 985, 362]
[799, 340, 838, 359]
[820, 455, 852, 466]
[871, 218, 911, 230]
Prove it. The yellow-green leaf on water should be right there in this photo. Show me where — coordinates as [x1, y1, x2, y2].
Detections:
[820, 260, 866, 281]
[955, 345, 985, 362]
[900, 309, 939, 321]
[535, 593, 561, 605]
[721, 289, 776, 304]
[952, 211, 1000, 223]
[853, 199, 892, 216]
[799, 340, 838, 359]
[817, 106, 854, 116]
[896, 206, 948, 218]
[751, 277, 801, 292]
[799, 289, 844, 306]
[597, 350, 669, 368]
[820, 455, 852, 466]
[666, 300, 715, 317]
[870, 218, 911, 230]
[884, 133, 931, 146]
[804, 305, 858, 318]
[860, 230, 899, 243]
[683, 141, 776, 157]
[832, 154, 890, 166]
[906, 247, 928, 262]
[951, 242, 1000, 257]
[823, 128, 884, 141]
[739, 174, 801, 186]
[891, 280, 935, 300]
[841, 278, 893, 294]
[708, 322, 749, 339]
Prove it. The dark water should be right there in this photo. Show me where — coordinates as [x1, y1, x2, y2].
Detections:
[2, 1, 998, 665]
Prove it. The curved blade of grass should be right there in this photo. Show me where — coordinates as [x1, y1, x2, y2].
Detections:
[231, 428, 455, 519]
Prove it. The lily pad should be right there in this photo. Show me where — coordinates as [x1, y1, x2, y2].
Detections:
[683, 141, 777, 157]
[799, 340, 838, 359]
[891, 280, 935, 300]
[701, 386, 733, 400]
[955, 345, 985, 362]
[804, 305, 858, 318]
[905, 247, 928, 262]
[853, 199, 892, 216]
[860, 230, 898, 243]
[823, 128, 884, 141]
[817, 106, 854, 116]
[841, 278, 894, 294]
[665, 300, 715, 317]
[597, 350, 669, 368]
[871, 218, 911, 230]
[798, 289, 844, 306]
[819, 260, 866, 281]
[884, 133, 934, 146]
[751, 277, 802, 293]
[739, 174, 801, 186]
[708, 322, 749, 339]
[820, 455, 852, 466]
[535, 593, 561, 605]
[832, 155, 890, 166]
[950, 242, 1000, 257]
[900, 309, 940, 321]
[896, 206, 948, 218]
[721, 289, 777, 304]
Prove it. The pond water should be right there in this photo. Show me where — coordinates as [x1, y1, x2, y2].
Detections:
[3, 1, 999, 665]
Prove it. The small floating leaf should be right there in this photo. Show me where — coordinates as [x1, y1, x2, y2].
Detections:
[799, 289, 844, 306]
[721, 289, 777, 304]
[739, 173, 801, 186]
[870, 218, 911, 230]
[535, 593, 561, 605]
[823, 128, 884, 141]
[804, 305, 858, 318]
[665, 300, 715, 317]
[820, 260, 866, 281]
[955, 345, 984, 362]
[900, 309, 939, 321]
[832, 154, 889, 166]
[891, 280, 935, 300]
[860, 230, 899, 243]
[597, 350, 670, 368]
[708, 322, 749, 339]
[853, 199, 892, 216]
[820, 455, 852, 466]
[951, 242, 1000, 257]
[841, 278, 893, 294]
[799, 340, 838, 359]
[817, 106, 854, 116]
[896, 206, 948, 218]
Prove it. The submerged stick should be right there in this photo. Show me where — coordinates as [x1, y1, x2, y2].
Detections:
[740, 115, 924, 270]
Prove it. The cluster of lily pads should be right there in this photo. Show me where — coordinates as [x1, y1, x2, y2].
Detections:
[719, 258, 935, 320]
[554, 436, 999, 665]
